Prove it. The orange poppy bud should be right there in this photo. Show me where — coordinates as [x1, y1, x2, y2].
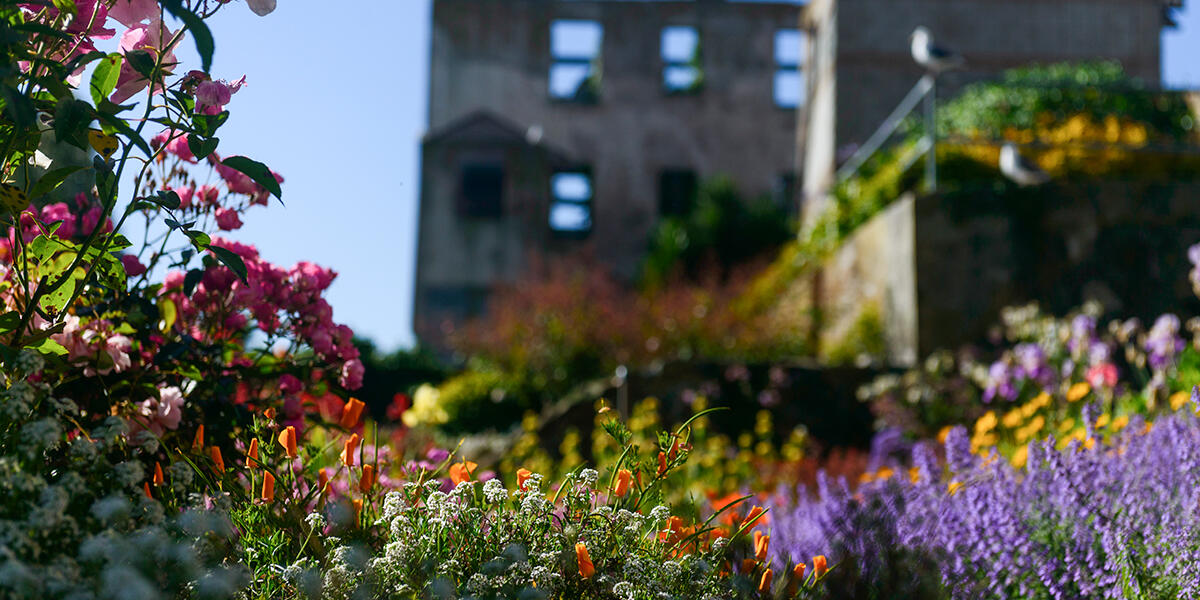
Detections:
[754, 532, 770, 561]
[575, 542, 595, 578]
[741, 558, 758, 573]
[153, 462, 164, 486]
[340, 433, 360, 466]
[613, 468, 632, 497]
[352, 498, 363, 522]
[744, 505, 766, 528]
[261, 470, 276, 502]
[517, 467, 533, 490]
[264, 407, 276, 420]
[635, 469, 643, 487]
[449, 460, 478, 485]
[318, 468, 330, 496]
[758, 568, 774, 594]
[246, 438, 260, 468]
[192, 425, 204, 450]
[339, 397, 365, 429]
[359, 464, 376, 493]
[143, 481, 152, 498]
[277, 426, 298, 459]
[788, 563, 806, 595]
[668, 437, 680, 461]
[813, 555, 828, 577]
[657, 451, 667, 477]
[210, 446, 225, 473]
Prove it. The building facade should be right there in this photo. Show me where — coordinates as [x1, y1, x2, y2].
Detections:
[415, 0, 804, 345]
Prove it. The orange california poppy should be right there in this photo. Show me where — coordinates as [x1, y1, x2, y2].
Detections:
[793, 562, 806, 580]
[143, 481, 152, 498]
[744, 505, 767, 528]
[341, 433, 360, 466]
[277, 425, 298, 458]
[517, 467, 533, 490]
[758, 568, 774, 594]
[754, 531, 770, 561]
[263, 407, 276, 420]
[352, 498, 363, 522]
[813, 555, 828, 577]
[210, 446, 225, 473]
[668, 437, 680, 461]
[741, 558, 758, 573]
[192, 424, 204, 450]
[613, 468, 632, 497]
[246, 438, 260, 468]
[153, 462, 164, 486]
[261, 470, 276, 502]
[339, 397, 365, 429]
[318, 468, 330, 496]
[359, 464, 376, 493]
[575, 542, 595, 578]
[657, 451, 667, 477]
[788, 563, 807, 595]
[449, 460, 478, 485]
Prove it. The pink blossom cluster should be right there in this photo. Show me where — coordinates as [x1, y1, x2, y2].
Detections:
[0, 194, 114, 260]
[49, 315, 136, 377]
[162, 238, 363, 389]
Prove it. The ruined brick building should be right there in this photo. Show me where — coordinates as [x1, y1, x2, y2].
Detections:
[414, 0, 1183, 347]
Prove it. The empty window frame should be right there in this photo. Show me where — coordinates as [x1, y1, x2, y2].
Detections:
[458, 163, 504, 218]
[774, 28, 804, 108]
[661, 26, 702, 94]
[548, 170, 594, 235]
[658, 169, 698, 216]
[549, 20, 603, 103]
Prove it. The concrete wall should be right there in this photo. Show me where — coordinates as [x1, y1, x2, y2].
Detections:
[807, 182, 1200, 364]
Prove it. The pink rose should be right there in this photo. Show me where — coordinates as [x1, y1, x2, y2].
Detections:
[111, 20, 178, 104]
[107, 0, 160, 27]
[121, 254, 147, 277]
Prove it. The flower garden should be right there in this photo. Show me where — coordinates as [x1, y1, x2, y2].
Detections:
[3, 2, 1200, 599]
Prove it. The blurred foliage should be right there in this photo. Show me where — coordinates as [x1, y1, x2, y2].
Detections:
[353, 338, 447, 418]
[642, 176, 792, 288]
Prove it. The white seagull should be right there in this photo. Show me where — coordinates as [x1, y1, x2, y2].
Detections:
[999, 142, 1051, 187]
[910, 26, 964, 73]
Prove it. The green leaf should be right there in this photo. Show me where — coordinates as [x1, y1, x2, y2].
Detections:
[192, 111, 228, 137]
[39, 277, 76, 315]
[89, 53, 122, 106]
[220, 156, 281, 200]
[160, 0, 214, 72]
[96, 112, 151, 157]
[0, 311, 21, 332]
[30, 336, 68, 356]
[185, 230, 211, 248]
[52, 0, 77, 14]
[54, 97, 92, 151]
[209, 245, 248, 282]
[151, 190, 181, 210]
[183, 268, 204, 296]
[93, 155, 117, 202]
[0, 84, 36, 128]
[29, 165, 86, 201]
[124, 50, 157, 80]
[186, 134, 218, 159]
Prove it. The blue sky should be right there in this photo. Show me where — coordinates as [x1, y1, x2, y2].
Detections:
[168, 1, 1199, 351]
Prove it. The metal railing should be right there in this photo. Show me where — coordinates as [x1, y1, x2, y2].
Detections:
[835, 74, 937, 190]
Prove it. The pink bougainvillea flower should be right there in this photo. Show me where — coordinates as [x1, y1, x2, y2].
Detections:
[246, 0, 277, 16]
[214, 207, 244, 231]
[111, 20, 179, 104]
[121, 254, 147, 277]
[107, 0, 160, 27]
[138, 386, 185, 435]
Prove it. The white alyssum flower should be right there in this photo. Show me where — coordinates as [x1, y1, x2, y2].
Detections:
[483, 478, 508, 504]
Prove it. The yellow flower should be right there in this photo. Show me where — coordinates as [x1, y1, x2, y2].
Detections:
[1058, 418, 1076, 433]
[1011, 445, 1029, 469]
[1066, 383, 1091, 403]
[1027, 415, 1046, 434]
[402, 384, 449, 427]
[1082, 437, 1096, 451]
[1110, 415, 1129, 432]
[1032, 392, 1051, 409]
[947, 481, 963, 496]
[875, 467, 895, 481]
[1001, 409, 1024, 429]
[937, 425, 953, 444]
[1170, 391, 1190, 411]
[1095, 413, 1111, 429]
[974, 411, 998, 435]
[908, 467, 921, 483]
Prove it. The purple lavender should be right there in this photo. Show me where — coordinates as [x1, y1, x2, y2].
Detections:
[770, 414, 1200, 599]
[1145, 314, 1185, 371]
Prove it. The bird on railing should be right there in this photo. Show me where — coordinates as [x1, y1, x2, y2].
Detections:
[910, 26, 964, 73]
[999, 142, 1051, 186]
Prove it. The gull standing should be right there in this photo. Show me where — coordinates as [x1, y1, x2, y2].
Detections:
[999, 142, 1051, 186]
[910, 26, 964, 73]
